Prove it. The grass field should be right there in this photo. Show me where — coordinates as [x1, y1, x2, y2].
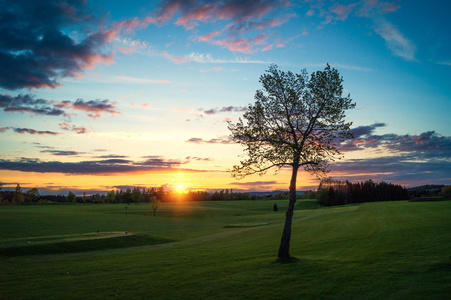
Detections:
[1, 199, 450, 299]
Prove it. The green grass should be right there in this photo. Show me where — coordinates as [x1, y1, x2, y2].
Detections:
[1, 199, 450, 299]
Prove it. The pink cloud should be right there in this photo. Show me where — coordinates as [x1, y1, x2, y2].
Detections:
[261, 44, 273, 51]
[198, 30, 222, 42]
[331, 4, 357, 21]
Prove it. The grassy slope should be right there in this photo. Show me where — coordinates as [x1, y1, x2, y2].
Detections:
[0, 200, 450, 299]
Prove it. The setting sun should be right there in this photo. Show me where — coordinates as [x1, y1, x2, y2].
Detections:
[175, 184, 185, 193]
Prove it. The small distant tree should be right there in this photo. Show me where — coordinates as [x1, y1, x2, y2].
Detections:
[229, 64, 355, 260]
[442, 186, 451, 198]
[150, 196, 160, 216]
[273, 203, 279, 211]
[25, 188, 40, 203]
[13, 184, 24, 204]
[67, 191, 76, 203]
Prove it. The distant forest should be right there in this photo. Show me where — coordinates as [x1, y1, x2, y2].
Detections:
[0, 182, 447, 206]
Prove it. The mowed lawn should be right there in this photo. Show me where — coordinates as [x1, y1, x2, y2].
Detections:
[0, 199, 450, 299]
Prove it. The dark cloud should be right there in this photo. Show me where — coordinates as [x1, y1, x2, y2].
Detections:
[40, 150, 85, 156]
[0, 156, 206, 175]
[340, 124, 451, 160]
[0, 0, 114, 90]
[93, 155, 129, 159]
[13, 128, 59, 135]
[57, 99, 119, 119]
[186, 136, 234, 144]
[330, 124, 451, 186]
[0, 94, 67, 116]
[330, 155, 451, 187]
[203, 106, 248, 115]
[0, 93, 119, 119]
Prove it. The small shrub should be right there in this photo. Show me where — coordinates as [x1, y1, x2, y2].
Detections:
[273, 203, 278, 211]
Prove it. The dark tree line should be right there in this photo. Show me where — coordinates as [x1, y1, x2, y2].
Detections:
[317, 179, 409, 206]
[0, 186, 260, 205]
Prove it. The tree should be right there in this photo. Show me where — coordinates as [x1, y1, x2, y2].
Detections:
[441, 185, 451, 198]
[67, 191, 76, 203]
[13, 184, 24, 204]
[25, 188, 40, 203]
[150, 196, 160, 216]
[132, 188, 141, 204]
[228, 64, 355, 260]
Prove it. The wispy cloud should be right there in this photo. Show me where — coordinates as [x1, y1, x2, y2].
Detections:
[111, 0, 294, 55]
[58, 123, 89, 134]
[186, 136, 234, 144]
[305, 0, 415, 61]
[373, 19, 416, 61]
[202, 106, 248, 115]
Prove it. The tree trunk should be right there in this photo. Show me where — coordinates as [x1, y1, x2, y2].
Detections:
[278, 164, 299, 260]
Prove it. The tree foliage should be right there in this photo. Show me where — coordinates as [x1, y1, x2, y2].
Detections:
[25, 188, 40, 202]
[150, 196, 160, 216]
[13, 184, 24, 204]
[228, 64, 355, 260]
[317, 179, 409, 206]
[67, 191, 76, 203]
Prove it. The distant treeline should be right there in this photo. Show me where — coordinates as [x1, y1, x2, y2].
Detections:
[317, 179, 409, 206]
[0, 186, 262, 205]
[406, 185, 444, 198]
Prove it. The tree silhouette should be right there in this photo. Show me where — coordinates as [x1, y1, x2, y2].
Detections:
[150, 196, 160, 216]
[229, 64, 355, 260]
[13, 184, 24, 204]
[25, 188, 40, 202]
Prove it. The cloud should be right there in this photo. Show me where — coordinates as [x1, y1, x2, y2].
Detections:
[186, 136, 234, 144]
[113, 0, 294, 54]
[305, 0, 415, 61]
[0, 94, 67, 116]
[185, 156, 212, 161]
[1, 93, 120, 119]
[374, 20, 416, 61]
[58, 123, 89, 134]
[340, 123, 451, 160]
[13, 128, 60, 135]
[0, 0, 114, 90]
[334, 123, 451, 185]
[330, 155, 451, 187]
[203, 106, 248, 115]
[186, 52, 270, 64]
[0, 156, 207, 175]
[40, 150, 85, 156]
[57, 99, 120, 119]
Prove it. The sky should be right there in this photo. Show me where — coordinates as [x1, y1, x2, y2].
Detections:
[0, 0, 450, 195]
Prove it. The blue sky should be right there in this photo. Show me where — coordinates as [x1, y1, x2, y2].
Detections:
[0, 0, 450, 194]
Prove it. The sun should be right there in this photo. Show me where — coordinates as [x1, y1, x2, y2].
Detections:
[175, 183, 185, 193]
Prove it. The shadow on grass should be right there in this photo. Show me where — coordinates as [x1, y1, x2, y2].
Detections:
[0, 234, 174, 256]
[273, 256, 300, 264]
